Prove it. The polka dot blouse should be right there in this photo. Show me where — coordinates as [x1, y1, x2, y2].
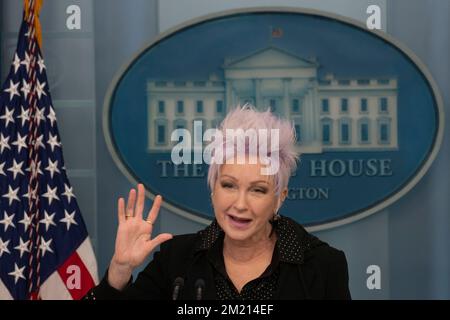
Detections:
[196, 216, 305, 300]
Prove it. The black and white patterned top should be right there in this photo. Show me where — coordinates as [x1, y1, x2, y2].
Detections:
[195, 216, 307, 300]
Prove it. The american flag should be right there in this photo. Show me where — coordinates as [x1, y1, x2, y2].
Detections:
[0, 0, 98, 299]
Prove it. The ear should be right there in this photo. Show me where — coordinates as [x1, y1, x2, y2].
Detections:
[280, 188, 288, 202]
[277, 188, 288, 211]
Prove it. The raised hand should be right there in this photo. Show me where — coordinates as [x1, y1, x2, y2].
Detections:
[108, 184, 172, 290]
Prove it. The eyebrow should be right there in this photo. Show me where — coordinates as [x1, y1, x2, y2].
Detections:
[220, 174, 270, 185]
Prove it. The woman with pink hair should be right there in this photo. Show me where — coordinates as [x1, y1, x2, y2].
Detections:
[85, 105, 351, 300]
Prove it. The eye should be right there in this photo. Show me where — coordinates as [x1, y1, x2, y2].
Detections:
[252, 187, 267, 194]
[221, 181, 234, 189]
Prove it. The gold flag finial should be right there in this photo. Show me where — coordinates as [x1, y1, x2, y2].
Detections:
[24, 0, 44, 49]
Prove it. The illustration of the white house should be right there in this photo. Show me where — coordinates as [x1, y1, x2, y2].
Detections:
[146, 47, 398, 153]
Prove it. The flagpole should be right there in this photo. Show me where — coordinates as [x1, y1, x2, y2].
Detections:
[23, 0, 44, 300]
[24, 0, 43, 50]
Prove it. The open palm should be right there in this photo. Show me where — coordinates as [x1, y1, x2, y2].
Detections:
[112, 184, 172, 271]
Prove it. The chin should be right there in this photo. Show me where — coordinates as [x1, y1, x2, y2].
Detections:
[223, 228, 252, 242]
[223, 221, 255, 241]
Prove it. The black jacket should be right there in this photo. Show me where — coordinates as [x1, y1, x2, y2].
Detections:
[87, 216, 351, 300]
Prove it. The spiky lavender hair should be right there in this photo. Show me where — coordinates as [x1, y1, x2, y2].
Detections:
[207, 104, 300, 195]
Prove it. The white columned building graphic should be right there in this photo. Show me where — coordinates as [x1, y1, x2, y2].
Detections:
[147, 47, 398, 153]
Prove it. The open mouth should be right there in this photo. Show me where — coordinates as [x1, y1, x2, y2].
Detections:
[227, 214, 252, 229]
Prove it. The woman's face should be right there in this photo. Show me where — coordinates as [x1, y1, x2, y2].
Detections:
[212, 160, 285, 244]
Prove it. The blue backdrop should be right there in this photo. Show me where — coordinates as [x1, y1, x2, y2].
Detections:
[1, 0, 448, 299]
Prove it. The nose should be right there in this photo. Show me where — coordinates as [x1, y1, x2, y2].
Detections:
[233, 190, 248, 212]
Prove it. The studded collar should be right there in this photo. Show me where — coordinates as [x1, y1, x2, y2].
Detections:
[194, 215, 315, 264]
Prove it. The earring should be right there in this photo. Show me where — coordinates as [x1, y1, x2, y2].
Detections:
[273, 211, 280, 221]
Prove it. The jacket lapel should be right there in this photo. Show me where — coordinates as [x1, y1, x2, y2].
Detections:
[275, 263, 308, 300]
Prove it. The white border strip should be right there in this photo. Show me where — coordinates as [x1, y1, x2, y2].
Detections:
[0, 279, 13, 300]
[39, 272, 72, 300]
[76, 238, 99, 284]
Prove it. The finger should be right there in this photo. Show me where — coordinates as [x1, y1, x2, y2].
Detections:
[126, 188, 136, 218]
[145, 233, 173, 253]
[134, 184, 145, 219]
[118, 198, 125, 224]
[146, 195, 162, 224]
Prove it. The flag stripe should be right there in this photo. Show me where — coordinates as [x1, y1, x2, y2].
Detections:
[0, 279, 14, 300]
[77, 237, 99, 284]
[39, 271, 72, 300]
[57, 244, 96, 300]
